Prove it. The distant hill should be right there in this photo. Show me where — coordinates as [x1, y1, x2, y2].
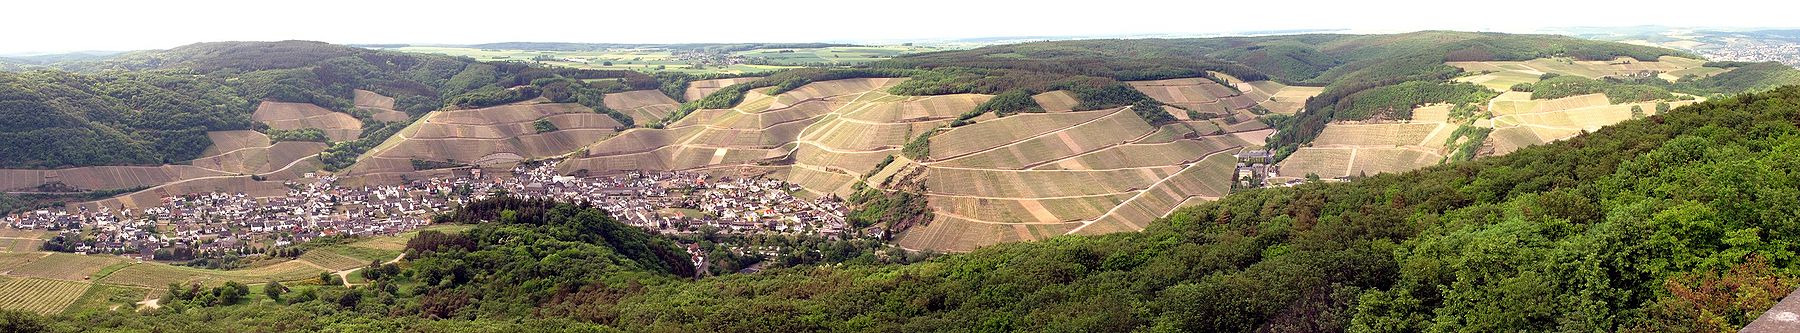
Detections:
[463, 42, 859, 53]
[0, 41, 652, 169]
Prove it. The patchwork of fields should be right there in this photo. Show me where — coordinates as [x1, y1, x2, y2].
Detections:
[346, 99, 625, 176]
[382, 45, 936, 75]
[548, 77, 1282, 251]
[1450, 56, 1725, 91]
[1281, 57, 1710, 181]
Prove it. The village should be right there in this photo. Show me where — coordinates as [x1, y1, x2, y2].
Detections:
[1, 161, 851, 260]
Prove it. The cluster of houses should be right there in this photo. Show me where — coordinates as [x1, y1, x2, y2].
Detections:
[1699, 39, 1800, 67]
[1234, 150, 1281, 188]
[3, 161, 852, 258]
[490, 162, 851, 236]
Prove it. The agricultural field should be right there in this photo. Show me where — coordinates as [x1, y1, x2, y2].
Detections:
[546, 76, 1271, 251]
[0, 276, 91, 315]
[1127, 78, 1258, 117]
[1031, 91, 1080, 112]
[737, 45, 938, 66]
[381, 46, 790, 75]
[561, 78, 947, 198]
[1449, 56, 1726, 91]
[252, 101, 364, 142]
[602, 90, 680, 124]
[1278, 148, 1357, 179]
[5, 253, 128, 281]
[97, 259, 330, 288]
[1282, 57, 1706, 181]
[1212, 71, 1324, 115]
[0, 229, 52, 253]
[347, 101, 622, 175]
[188, 141, 328, 175]
[0, 165, 230, 192]
[1311, 123, 1443, 147]
[685, 77, 762, 101]
[199, 131, 273, 157]
[382, 45, 937, 75]
[353, 89, 410, 122]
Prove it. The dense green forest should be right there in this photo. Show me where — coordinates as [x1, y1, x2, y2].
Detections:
[8, 85, 1800, 332]
[1332, 81, 1496, 120]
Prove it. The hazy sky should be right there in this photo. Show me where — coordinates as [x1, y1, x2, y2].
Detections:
[5, 0, 1799, 54]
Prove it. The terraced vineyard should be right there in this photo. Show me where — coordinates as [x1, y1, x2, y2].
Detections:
[553, 76, 1288, 251]
[1278, 56, 1716, 181]
[252, 101, 364, 142]
[346, 101, 624, 176]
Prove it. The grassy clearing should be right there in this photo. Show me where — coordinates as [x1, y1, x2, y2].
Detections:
[63, 283, 145, 314]
[347, 224, 473, 252]
[299, 250, 369, 271]
[97, 260, 328, 288]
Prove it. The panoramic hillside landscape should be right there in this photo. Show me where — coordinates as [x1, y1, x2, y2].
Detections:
[5, 1, 1800, 331]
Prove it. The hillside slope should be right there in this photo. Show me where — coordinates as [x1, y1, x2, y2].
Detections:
[12, 85, 1798, 331]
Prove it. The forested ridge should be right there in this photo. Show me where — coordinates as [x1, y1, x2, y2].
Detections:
[0, 41, 663, 169]
[7, 82, 1800, 332]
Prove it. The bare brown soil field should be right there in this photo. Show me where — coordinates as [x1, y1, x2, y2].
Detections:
[432, 103, 596, 125]
[926, 109, 1115, 161]
[894, 214, 1080, 252]
[1411, 104, 1452, 123]
[352, 90, 409, 122]
[1031, 91, 1080, 112]
[252, 101, 364, 142]
[1072, 149, 1236, 235]
[1349, 148, 1442, 176]
[1311, 123, 1442, 147]
[838, 93, 986, 123]
[188, 141, 328, 174]
[1043, 134, 1253, 170]
[928, 193, 1132, 223]
[798, 117, 928, 151]
[348, 102, 623, 174]
[1240, 80, 1323, 115]
[768, 78, 899, 107]
[603, 90, 681, 124]
[1128, 78, 1238, 115]
[1277, 148, 1356, 179]
[353, 89, 396, 110]
[684, 77, 763, 101]
[200, 131, 272, 157]
[0, 166, 231, 192]
[790, 144, 896, 174]
[923, 166, 1175, 198]
[935, 109, 1155, 170]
